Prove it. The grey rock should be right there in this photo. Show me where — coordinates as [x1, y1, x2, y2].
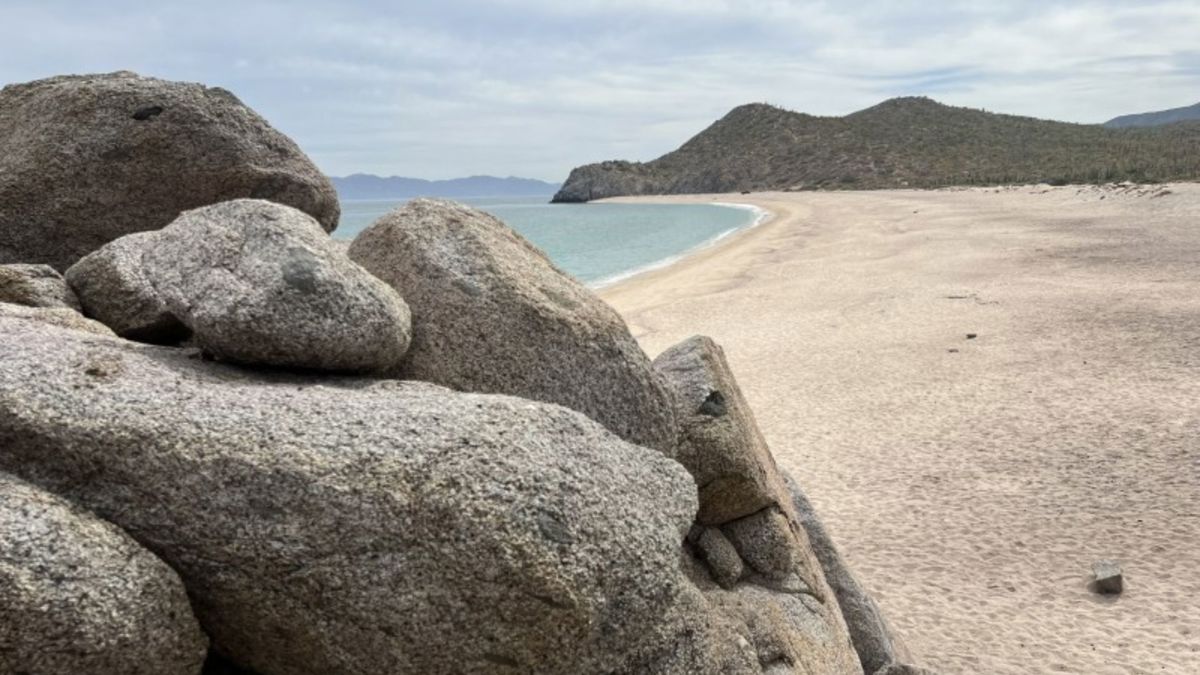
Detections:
[0, 471, 208, 674]
[347, 198, 676, 451]
[655, 333, 863, 671]
[654, 335, 788, 524]
[681, 534, 860, 673]
[0, 71, 339, 271]
[785, 474, 910, 673]
[0, 316, 701, 675]
[0, 263, 80, 309]
[722, 506, 802, 582]
[1092, 560, 1123, 595]
[65, 232, 187, 342]
[551, 160, 664, 203]
[695, 527, 746, 589]
[702, 581, 861, 674]
[142, 199, 411, 372]
[613, 583, 762, 674]
[873, 664, 938, 675]
[1, 301, 115, 336]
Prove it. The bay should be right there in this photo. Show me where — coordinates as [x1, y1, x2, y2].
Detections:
[335, 196, 761, 286]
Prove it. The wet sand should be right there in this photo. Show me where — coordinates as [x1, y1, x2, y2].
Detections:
[601, 185, 1200, 674]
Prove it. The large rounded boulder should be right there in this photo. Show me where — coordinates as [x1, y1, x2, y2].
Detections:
[0, 472, 208, 674]
[0, 316, 699, 674]
[348, 198, 677, 452]
[0, 71, 340, 270]
[121, 199, 410, 372]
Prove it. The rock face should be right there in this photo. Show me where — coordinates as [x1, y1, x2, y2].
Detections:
[1, 301, 115, 336]
[654, 335, 789, 524]
[722, 506, 804, 581]
[348, 198, 676, 451]
[786, 475, 909, 674]
[678, 548, 861, 674]
[551, 160, 665, 203]
[0, 263, 81, 309]
[0, 317, 701, 675]
[0, 472, 208, 674]
[656, 333, 911, 673]
[65, 232, 187, 342]
[0, 71, 340, 270]
[653, 334, 862, 673]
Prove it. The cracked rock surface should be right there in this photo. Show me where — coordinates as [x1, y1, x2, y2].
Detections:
[0, 471, 208, 675]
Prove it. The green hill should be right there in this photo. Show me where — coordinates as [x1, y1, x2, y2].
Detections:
[552, 98, 1200, 202]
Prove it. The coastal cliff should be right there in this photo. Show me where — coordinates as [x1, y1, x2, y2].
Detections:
[552, 98, 1200, 202]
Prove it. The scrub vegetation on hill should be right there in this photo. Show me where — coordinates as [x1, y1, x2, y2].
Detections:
[552, 97, 1200, 202]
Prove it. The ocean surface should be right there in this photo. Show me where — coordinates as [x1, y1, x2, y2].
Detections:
[335, 196, 766, 287]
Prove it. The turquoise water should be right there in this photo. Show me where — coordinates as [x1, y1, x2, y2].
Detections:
[335, 197, 761, 286]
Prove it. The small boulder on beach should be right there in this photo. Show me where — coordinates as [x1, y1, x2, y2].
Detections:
[1092, 560, 1124, 595]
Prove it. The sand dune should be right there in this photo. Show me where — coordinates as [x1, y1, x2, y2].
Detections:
[601, 185, 1200, 674]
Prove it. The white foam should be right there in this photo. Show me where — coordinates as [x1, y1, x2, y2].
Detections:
[587, 201, 772, 290]
[709, 201, 772, 228]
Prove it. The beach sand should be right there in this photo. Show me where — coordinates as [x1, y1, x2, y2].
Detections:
[600, 185, 1200, 674]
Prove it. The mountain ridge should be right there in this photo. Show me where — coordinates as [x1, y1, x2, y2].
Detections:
[553, 98, 1200, 202]
[1105, 102, 1200, 128]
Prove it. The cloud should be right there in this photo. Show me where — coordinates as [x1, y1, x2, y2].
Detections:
[1, 0, 1198, 180]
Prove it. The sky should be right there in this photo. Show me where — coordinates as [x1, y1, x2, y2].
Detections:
[2, 1, 1199, 182]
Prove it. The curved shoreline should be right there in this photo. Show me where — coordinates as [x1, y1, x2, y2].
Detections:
[597, 192, 799, 338]
[586, 199, 774, 290]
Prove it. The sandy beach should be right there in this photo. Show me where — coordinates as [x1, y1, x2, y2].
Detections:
[601, 186, 1200, 674]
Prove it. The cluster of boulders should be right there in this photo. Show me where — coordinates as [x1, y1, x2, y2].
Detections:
[0, 71, 927, 674]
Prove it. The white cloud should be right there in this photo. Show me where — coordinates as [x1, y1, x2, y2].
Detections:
[0, 0, 1197, 180]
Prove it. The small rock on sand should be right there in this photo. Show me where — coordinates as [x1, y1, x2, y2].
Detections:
[1092, 560, 1123, 595]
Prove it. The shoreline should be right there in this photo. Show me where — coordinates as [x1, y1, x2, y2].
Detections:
[598, 192, 803, 338]
[598, 185, 1200, 673]
[587, 199, 773, 290]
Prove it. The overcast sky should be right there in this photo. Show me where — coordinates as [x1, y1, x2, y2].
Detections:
[3, 1, 1198, 181]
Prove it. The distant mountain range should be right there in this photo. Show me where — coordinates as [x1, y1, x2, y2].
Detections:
[1104, 102, 1200, 129]
[333, 174, 560, 200]
[552, 98, 1200, 202]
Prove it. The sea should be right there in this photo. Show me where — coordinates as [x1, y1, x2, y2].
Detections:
[334, 197, 767, 288]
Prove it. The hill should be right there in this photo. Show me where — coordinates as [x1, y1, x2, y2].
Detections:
[1105, 101, 1200, 128]
[334, 174, 559, 200]
[552, 98, 1200, 202]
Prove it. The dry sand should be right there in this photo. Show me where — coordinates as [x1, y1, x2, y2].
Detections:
[600, 185, 1200, 674]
